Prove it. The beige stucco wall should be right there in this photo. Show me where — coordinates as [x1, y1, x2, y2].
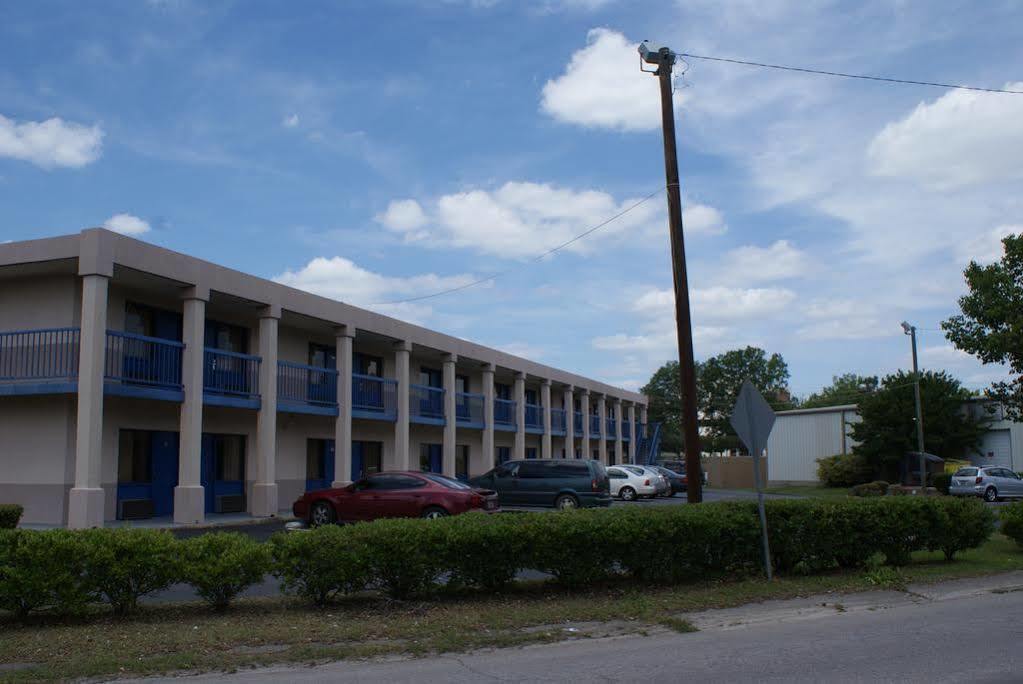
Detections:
[0, 274, 79, 329]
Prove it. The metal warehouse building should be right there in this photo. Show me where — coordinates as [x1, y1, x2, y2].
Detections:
[767, 401, 1023, 484]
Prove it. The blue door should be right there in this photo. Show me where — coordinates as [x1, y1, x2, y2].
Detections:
[352, 440, 363, 481]
[150, 431, 179, 516]
[305, 439, 335, 491]
[419, 443, 442, 473]
[201, 434, 246, 513]
[526, 447, 538, 460]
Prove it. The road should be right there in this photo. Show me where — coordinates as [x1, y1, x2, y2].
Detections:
[134, 575, 1023, 683]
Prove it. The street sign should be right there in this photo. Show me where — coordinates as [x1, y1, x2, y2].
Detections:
[730, 379, 776, 457]
[729, 379, 777, 580]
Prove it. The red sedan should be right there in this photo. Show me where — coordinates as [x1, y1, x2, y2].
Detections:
[293, 471, 500, 525]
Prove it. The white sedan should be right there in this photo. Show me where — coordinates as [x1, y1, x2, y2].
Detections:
[607, 466, 658, 501]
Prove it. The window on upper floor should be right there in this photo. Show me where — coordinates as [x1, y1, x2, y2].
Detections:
[496, 383, 511, 400]
[204, 320, 248, 353]
[354, 352, 383, 377]
[125, 301, 182, 341]
[308, 343, 336, 370]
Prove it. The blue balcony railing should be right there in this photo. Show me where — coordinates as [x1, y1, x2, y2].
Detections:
[411, 384, 445, 422]
[105, 331, 182, 390]
[352, 373, 397, 420]
[204, 348, 260, 399]
[589, 414, 601, 437]
[574, 411, 583, 434]
[524, 403, 543, 432]
[494, 398, 516, 430]
[606, 418, 617, 439]
[456, 391, 484, 427]
[277, 360, 337, 408]
[0, 328, 80, 389]
[551, 408, 567, 435]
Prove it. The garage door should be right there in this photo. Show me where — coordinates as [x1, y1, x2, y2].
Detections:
[971, 429, 1012, 469]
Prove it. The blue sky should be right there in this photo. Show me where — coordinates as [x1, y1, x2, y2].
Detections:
[1, 0, 1021, 397]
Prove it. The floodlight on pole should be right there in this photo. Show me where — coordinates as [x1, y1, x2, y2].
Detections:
[902, 321, 927, 487]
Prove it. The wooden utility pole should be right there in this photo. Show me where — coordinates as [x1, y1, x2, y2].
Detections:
[640, 42, 703, 503]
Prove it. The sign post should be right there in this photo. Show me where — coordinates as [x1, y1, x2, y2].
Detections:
[729, 379, 777, 580]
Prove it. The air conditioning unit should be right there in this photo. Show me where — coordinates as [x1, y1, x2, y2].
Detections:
[117, 498, 154, 520]
[215, 494, 245, 514]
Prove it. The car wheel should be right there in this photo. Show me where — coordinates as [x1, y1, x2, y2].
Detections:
[421, 506, 449, 520]
[619, 487, 637, 502]
[309, 501, 336, 527]
[555, 494, 580, 510]
[984, 487, 998, 503]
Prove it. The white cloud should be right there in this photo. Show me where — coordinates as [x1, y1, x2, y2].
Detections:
[376, 199, 428, 235]
[867, 83, 1023, 190]
[682, 203, 727, 235]
[497, 341, 546, 359]
[103, 213, 151, 236]
[957, 224, 1019, 264]
[540, 28, 682, 132]
[273, 256, 477, 325]
[723, 240, 807, 282]
[636, 285, 796, 322]
[796, 317, 887, 341]
[384, 181, 677, 258]
[0, 114, 103, 169]
[282, 113, 300, 128]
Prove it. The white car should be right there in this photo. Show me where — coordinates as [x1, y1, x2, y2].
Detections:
[607, 466, 658, 501]
[623, 465, 671, 497]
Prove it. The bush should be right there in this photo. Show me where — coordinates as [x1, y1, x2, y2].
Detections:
[0, 504, 23, 529]
[925, 497, 995, 560]
[1000, 502, 1023, 548]
[521, 509, 621, 587]
[851, 481, 889, 497]
[932, 472, 952, 495]
[269, 525, 370, 606]
[442, 513, 529, 590]
[79, 528, 182, 615]
[816, 453, 873, 488]
[181, 533, 270, 611]
[348, 518, 448, 599]
[0, 530, 94, 618]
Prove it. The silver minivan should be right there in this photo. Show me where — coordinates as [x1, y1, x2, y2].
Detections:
[949, 466, 1023, 502]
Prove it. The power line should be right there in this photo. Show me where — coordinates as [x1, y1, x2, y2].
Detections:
[370, 184, 674, 306]
[678, 53, 1023, 95]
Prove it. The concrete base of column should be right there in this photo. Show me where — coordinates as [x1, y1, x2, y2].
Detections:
[67, 487, 105, 529]
[330, 479, 352, 488]
[250, 482, 279, 517]
[173, 485, 205, 525]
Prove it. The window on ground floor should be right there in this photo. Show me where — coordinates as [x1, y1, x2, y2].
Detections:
[215, 435, 245, 481]
[118, 430, 152, 483]
[419, 443, 442, 473]
[306, 439, 327, 480]
[456, 445, 469, 481]
[353, 441, 383, 480]
[497, 446, 511, 464]
[526, 447, 537, 460]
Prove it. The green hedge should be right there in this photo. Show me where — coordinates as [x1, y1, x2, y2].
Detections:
[816, 453, 873, 488]
[0, 498, 999, 617]
[1001, 502, 1023, 548]
[0, 505, 23, 529]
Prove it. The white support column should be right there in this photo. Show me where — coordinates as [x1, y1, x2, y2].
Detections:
[641, 405, 649, 437]
[541, 379, 552, 459]
[513, 372, 526, 460]
[251, 308, 280, 517]
[394, 340, 411, 470]
[68, 273, 109, 529]
[564, 386, 574, 458]
[333, 325, 354, 487]
[442, 353, 457, 477]
[614, 398, 623, 467]
[597, 395, 607, 465]
[628, 403, 638, 464]
[174, 291, 207, 524]
[482, 363, 495, 470]
[580, 390, 590, 460]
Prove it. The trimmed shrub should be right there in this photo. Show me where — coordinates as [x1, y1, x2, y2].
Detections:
[0, 530, 94, 618]
[925, 497, 995, 560]
[80, 528, 182, 615]
[348, 518, 448, 599]
[932, 473, 952, 495]
[442, 513, 529, 590]
[851, 481, 889, 497]
[269, 525, 370, 606]
[816, 453, 873, 488]
[0, 504, 23, 529]
[181, 533, 270, 611]
[1000, 502, 1023, 548]
[521, 509, 621, 587]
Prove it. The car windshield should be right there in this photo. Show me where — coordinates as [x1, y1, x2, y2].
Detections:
[423, 474, 472, 490]
[623, 466, 645, 476]
[954, 467, 978, 476]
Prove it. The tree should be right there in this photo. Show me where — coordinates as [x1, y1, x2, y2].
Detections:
[943, 233, 1023, 420]
[640, 360, 684, 453]
[697, 346, 792, 453]
[802, 373, 880, 408]
[849, 370, 989, 480]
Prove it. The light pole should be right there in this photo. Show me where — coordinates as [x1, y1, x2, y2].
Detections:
[902, 321, 926, 487]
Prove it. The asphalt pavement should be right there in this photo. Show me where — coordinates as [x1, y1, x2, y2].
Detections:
[130, 573, 1023, 683]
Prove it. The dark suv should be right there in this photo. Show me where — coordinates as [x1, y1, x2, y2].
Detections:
[470, 459, 611, 509]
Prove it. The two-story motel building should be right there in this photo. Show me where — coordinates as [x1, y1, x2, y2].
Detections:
[0, 228, 649, 527]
